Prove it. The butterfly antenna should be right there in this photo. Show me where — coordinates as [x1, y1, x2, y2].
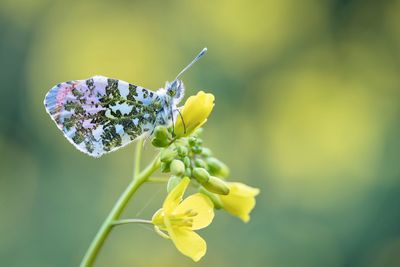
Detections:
[175, 47, 207, 80]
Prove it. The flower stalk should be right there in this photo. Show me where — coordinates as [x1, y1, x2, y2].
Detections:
[79, 139, 160, 267]
[112, 219, 153, 226]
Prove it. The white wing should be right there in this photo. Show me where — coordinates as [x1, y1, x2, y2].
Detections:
[44, 76, 159, 157]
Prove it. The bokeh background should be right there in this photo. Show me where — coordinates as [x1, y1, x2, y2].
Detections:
[1, 0, 400, 266]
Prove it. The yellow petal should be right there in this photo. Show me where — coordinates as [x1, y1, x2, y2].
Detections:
[175, 91, 215, 137]
[219, 182, 260, 223]
[167, 223, 207, 262]
[163, 177, 190, 214]
[227, 183, 260, 197]
[173, 193, 214, 230]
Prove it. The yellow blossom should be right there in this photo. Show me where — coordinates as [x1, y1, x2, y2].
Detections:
[152, 177, 214, 261]
[219, 182, 260, 223]
[175, 91, 215, 137]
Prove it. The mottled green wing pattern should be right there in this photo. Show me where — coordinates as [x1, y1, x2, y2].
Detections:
[44, 75, 160, 157]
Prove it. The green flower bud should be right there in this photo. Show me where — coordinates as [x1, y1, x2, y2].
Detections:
[203, 176, 230, 195]
[201, 147, 213, 157]
[177, 146, 188, 157]
[191, 146, 202, 154]
[170, 159, 185, 176]
[192, 167, 210, 184]
[167, 175, 182, 192]
[199, 187, 223, 209]
[206, 157, 230, 178]
[152, 126, 171, 147]
[184, 168, 192, 177]
[188, 137, 197, 147]
[195, 138, 203, 146]
[154, 126, 169, 140]
[151, 137, 169, 148]
[160, 148, 177, 163]
[183, 156, 191, 168]
[160, 162, 170, 173]
[194, 158, 207, 168]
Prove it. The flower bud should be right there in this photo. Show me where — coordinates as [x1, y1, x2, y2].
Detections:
[170, 159, 185, 176]
[167, 175, 182, 192]
[154, 126, 169, 140]
[194, 158, 207, 168]
[206, 157, 230, 178]
[152, 137, 169, 148]
[184, 168, 192, 177]
[191, 146, 202, 154]
[177, 146, 188, 157]
[188, 137, 197, 146]
[183, 156, 191, 168]
[152, 126, 170, 147]
[160, 148, 177, 163]
[192, 167, 210, 184]
[203, 176, 230, 195]
[196, 138, 203, 146]
[201, 147, 213, 157]
[174, 91, 215, 137]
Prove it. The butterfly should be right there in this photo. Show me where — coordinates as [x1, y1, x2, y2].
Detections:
[44, 48, 207, 158]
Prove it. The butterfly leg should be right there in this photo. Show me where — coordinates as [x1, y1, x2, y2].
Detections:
[170, 106, 175, 136]
[175, 108, 186, 134]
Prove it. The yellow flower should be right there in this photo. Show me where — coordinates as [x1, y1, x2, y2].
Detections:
[175, 91, 215, 137]
[219, 182, 260, 223]
[152, 177, 214, 261]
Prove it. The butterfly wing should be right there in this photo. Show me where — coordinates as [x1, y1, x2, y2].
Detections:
[44, 75, 159, 157]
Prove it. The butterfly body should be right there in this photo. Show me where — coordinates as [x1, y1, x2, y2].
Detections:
[44, 75, 184, 157]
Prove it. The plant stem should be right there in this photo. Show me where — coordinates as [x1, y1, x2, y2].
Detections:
[134, 138, 143, 178]
[147, 177, 169, 183]
[80, 139, 160, 267]
[111, 219, 153, 226]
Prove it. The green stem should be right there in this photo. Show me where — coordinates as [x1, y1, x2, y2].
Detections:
[147, 177, 169, 183]
[134, 139, 143, 178]
[80, 139, 160, 267]
[111, 219, 153, 226]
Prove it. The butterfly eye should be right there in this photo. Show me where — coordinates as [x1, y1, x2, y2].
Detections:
[168, 90, 176, 97]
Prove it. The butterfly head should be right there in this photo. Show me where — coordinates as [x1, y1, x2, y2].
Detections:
[163, 47, 207, 106]
[165, 79, 185, 104]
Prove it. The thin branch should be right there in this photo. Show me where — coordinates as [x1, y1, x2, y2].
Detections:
[147, 177, 169, 183]
[134, 138, 144, 178]
[112, 219, 153, 226]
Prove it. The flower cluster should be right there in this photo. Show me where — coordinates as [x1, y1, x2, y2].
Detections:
[150, 91, 260, 261]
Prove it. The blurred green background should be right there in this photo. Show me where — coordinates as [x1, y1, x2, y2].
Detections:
[1, 0, 400, 266]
